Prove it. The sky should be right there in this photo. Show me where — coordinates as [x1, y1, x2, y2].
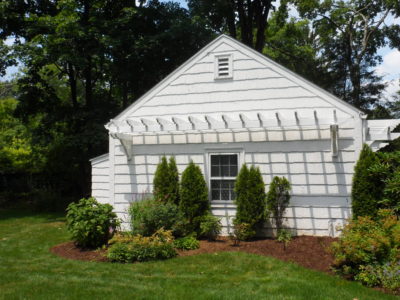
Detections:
[3, 0, 399, 100]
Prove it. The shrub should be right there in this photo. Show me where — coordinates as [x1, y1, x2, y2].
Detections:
[199, 213, 222, 240]
[352, 144, 381, 218]
[66, 197, 119, 248]
[355, 262, 400, 291]
[382, 170, 400, 216]
[229, 222, 256, 245]
[331, 209, 400, 289]
[234, 165, 266, 236]
[266, 176, 291, 233]
[174, 235, 200, 250]
[153, 156, 179, 204]
[277, 229, 292, 250]
[107, 229, 177, 263]
[129, 198, 185, 237]
[179, 161, 210, 230]
[168, 156, 180, 205]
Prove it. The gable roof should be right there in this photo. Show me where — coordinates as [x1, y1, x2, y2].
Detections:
[110, 34, 362, 127]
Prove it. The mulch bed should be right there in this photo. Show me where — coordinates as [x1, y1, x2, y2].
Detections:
[50, 236, 336, 274]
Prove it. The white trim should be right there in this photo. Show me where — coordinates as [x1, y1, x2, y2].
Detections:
[205, 148, 244, 202]
[90, 153, 109, 165]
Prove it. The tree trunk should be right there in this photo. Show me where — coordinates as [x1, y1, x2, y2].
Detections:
[67, 62, 78, 109]
[84, 56, 92, 109]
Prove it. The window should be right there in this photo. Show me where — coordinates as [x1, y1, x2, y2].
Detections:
[210, 154, 238, 201]
[215, 55, 233, 79]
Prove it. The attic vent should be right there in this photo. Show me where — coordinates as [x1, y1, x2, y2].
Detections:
[215, 55, 233, 80]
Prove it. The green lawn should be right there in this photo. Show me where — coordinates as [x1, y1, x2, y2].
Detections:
[0, 209, 395, 300]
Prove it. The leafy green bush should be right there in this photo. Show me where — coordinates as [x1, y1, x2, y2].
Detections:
[230, 222, 256, 245]
[352, 144, 381, 218]
[199, 213, 222, 240]
[174, 235, 200, 250]
[382, 170, 400, 216]
[331, 209, 400, 291]
[129, 198, 186, 237]
[66, 197, 119, 248]
[234, 164, 266, 236]
[266, 176, 291, 233]
[107, 229, 177, 263]
[355, 262, 400, 291]
[179, 161, 210, 230]
[277, 229, 292, 250]
[153, 156, 180, 204]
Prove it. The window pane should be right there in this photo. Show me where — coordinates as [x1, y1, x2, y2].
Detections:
[211, 155, 219, 165]
[211, 180, 220, 189]
[211, 166, 220, 177]
[221, 165, 230, 177]
[221, 155, 229, 164]
[221, 189, 230, 200]
[230, 155, 238, 165]
[230, 166, 238, 176]
[211, 190, 220, 200]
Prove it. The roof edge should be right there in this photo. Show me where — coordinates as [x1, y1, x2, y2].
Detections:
[90, 153, 109, 164]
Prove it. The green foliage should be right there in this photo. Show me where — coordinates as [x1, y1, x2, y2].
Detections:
[266, 176, 291, 232]
[331, 209, 400, 285]
[355, 262, 400, 292]
[153, 156, 171, 202]
[174, 235, 200, 250]
[107, 229, 177, 263]
[199, 213, 222, 241]
[277, 229, 293, 250]
[153, 156, 180, 204]
[168, 156, 180, 205]
[234, 165, 266, 234]
[179, 161, 210, 228]
[230, 222, 256, 245]
[382, 170, 400, 216]
[352, 144, 381, 218]
[128, 198, 185, 237]
[66, 197, 119, 248]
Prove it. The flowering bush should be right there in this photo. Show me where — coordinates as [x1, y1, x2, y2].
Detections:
[355, 262, 400, 291]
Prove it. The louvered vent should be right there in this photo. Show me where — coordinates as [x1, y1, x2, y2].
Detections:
[215, 55, 233, 79]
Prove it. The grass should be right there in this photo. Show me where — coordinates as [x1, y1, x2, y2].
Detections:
[0, 209, 396, 300]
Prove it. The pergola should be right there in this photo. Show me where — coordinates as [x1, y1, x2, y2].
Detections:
[105, 110, 400, 161]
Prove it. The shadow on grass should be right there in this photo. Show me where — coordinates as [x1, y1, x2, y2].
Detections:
[0, 207, 66, 223]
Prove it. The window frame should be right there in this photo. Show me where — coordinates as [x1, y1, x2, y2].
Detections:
[206, 149, 243, 203]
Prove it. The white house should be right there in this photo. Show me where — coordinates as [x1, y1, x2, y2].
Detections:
[90, 35, 400, 237]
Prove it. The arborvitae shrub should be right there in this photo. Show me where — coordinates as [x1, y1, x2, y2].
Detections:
[153, 156, 180, 204]
[179, 161, 210, 231]
[266, 176, 291, 233]
[168, 156, 180, 205]
[234, 164, 266, 235]
[352, 144, 381, 218]
[153, 156, 170, 202]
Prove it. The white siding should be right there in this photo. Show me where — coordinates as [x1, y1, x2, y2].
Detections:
[125, 41, 355, 121]
[112, 138, 355, 236]
[90, 154, 110, 204]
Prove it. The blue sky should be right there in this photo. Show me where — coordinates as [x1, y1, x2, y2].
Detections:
[3, 0, 399, 99]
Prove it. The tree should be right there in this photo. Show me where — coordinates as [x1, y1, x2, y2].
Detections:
[352, 144, 381, 218]
[188, 0, 275, 52]
[234, 165, 266, 234]
[266, 176, 291, 233]
[179, 161, 210, 227]
[293, 0, 399, 111]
